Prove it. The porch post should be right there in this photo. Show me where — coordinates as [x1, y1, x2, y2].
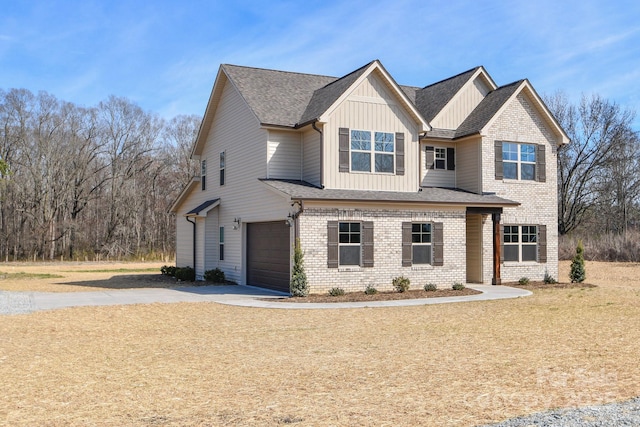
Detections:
[492, 213, 501, 285]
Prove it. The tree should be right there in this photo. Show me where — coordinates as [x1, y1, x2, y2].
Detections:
[569, 240, 586, 283]
[290, 239, 308, 297]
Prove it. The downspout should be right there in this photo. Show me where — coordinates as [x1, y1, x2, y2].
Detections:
[312, 121, 324, 188]
[186, 216, 196, 270]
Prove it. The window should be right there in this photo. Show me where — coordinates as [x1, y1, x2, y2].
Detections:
[503, 142, 536, 180]
[504, 225, 537, 262]
[338, 222, 361, 265]
[201, 159, 207, 191]
[425, 146, 455, 171]
[411, 223, 432, 264]
[434, 148, 446, 170]
[219, 226, 224, 261]
[219, 151, 225, 186]
[350, 130, 394, 173]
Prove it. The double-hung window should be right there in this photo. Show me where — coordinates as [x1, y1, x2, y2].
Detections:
[219, 226, 225, 261]
[504, 225, 537, 262]
[434, 148, 446, 170]
[503, 142, 536, 180]
[411, 223, 432, 264]
[219, 151, 226, 186]
[350, 130, 394, 173]
[201, 159, 207, 191]
[338, 222, 361, 265]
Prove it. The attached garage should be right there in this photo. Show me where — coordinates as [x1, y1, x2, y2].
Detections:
[246, 221, 291, 293]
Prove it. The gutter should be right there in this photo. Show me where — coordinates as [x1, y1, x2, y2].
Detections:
[312, 121, 325, 188]
[185, 216, 196, 270]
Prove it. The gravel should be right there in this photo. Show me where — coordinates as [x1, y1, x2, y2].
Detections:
[479, 397, 640, 426]
[0, 291, 34, 315]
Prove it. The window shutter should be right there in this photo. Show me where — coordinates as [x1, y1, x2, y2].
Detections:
[339, 128, 349, 172]
[495, 141, 503, 180]
[362, 221, 374, 267]
[500, 224, 504, 263]
[402, 222, 412, 267]
[327, 221, 338, 268]
[395, 132, 405, 176]
[426, 146, 435, 170]
[538, 224, 547, 263]
[433, 222, 444, 266]
[536, 144, 546, 182]
[446, 147, 455, 170]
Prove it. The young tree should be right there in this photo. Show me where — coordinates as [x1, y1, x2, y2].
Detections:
[569, 240, 586, 283]
[290, 239, 308, 297]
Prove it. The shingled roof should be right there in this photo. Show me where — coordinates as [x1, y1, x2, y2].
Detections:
[414, 67, 481, 122]
[261, 179, 519, 207]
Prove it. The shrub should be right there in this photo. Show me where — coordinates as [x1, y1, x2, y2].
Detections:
[518, 277, 530, 286]
[175, 266, 195, 282]
[544, 273, 558, 284]
[204, 268, 225, 283]
[423, 283, 437, 292]
[569, 240, 586, 283]
[290, 239, 309, 297]
[364, 285, 378, 295]
[452, 282, 466, 291]
[328, 287, 345, 296]
[160, 265, 176, 277]
[392, 276, 410, 293]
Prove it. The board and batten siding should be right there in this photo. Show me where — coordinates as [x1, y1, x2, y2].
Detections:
[267, 130, 302, 179]
[323, 72, 420, 192]
[196, 77, 292, 284]
[431, 77, 492, 130]
[302, 127, 321, 186]
[455, 139, 482, 193]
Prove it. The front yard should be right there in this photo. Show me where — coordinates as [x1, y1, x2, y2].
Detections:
[0, 261, 639, 426]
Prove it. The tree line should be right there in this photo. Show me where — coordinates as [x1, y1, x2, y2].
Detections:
[0, 89, 198, 261]
[1, 87, 639, 262]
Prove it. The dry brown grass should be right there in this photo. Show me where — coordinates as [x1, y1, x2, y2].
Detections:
[1, 260, 639, 426]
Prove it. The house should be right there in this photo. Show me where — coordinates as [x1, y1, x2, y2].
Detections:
[170, 60, 569, 294]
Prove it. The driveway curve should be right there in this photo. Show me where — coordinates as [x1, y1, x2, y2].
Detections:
[0, 284, 531, 314]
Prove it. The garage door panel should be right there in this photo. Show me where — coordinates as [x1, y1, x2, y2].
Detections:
[247, 221, 290, 292]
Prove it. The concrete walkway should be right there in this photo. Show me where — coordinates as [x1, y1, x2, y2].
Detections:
[0, 284, 531, 315]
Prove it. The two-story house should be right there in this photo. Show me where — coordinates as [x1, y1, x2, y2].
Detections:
[170, 60, 569, 294]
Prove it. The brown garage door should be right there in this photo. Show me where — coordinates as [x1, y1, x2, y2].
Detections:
[247, 221, 291, 293]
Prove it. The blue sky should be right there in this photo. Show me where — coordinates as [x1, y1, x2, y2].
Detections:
[2, 0, 640, 129]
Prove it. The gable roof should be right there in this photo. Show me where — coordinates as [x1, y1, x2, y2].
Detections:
[415, 67, 482, 122]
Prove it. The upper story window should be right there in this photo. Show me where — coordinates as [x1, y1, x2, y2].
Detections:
[435, 148, 446, 169]
[502, 142, 536, 180]
[219, 151, 225, 186]
[350, 130, 395, 173]
[201, 159, 207, 191]
[425, 146, 455, 171]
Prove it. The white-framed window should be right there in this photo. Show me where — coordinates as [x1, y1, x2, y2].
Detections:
[434, 148, 446, 170]
[503, 142, 536, 180]
[338, 222, 361, 265]
[411, 223, 432, 264]
[219, 151, 225, 186]
[219, 226, 224, 261]
[201, 159, 207, 191]
[504, 225, 537, 262]
[350, 130, 394, 173]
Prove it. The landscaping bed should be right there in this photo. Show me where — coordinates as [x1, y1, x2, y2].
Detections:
[280, 287, 480, 303]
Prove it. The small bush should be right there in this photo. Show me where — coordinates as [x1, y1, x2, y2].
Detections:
[518, 277, 530, 286]
[452, 282, 465, 291]
[160, 265, 176, 277]
[364, 285, 378, 295]
[175, 266, 195, 282]
[392, 276, 410, 293]
[328, 287, 345, 296]
[570, 240, 586, 283]
[544, 273, 558, 284]
[423, 283, 437, 292]
[290, 239, 309, 297]
[204, 268, 225, 283]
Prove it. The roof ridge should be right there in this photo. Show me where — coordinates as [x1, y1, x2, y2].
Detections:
[421, 66, 482, 89]
[314, 60, 376, 91]
[222, 63, 337, 80]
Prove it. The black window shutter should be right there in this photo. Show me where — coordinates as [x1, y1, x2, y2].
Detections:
[536, 144, 546, 182]
[500, 224, 505, 263]
[495, 141, 503, 180]
[339, 128, 349, 173]
[538, 224, 547, 263]
[327, 221, 338, 268]
[402, 222, 412, 267]
[362, 221, 374, 267]
[433, 222, 444, 266]
[395, 132, 405, 176]
[446, 147, 455, 170]
[426, 146, 435, 170]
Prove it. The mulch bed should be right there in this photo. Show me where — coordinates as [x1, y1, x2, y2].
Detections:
[276, 287, 481, 303]
[508, 281, 597, 290]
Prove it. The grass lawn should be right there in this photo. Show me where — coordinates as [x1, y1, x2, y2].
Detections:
[0, 260, 639, 426]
